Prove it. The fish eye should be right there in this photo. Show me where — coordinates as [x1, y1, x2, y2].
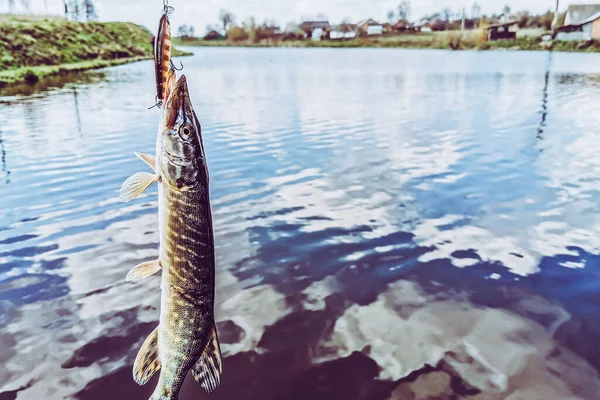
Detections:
[179, 124, 192, 139]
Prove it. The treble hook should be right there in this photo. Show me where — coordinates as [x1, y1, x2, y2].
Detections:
[148, 96, 163, 110]
[170, 59, 184, 71]
[163, 0, 174, 15]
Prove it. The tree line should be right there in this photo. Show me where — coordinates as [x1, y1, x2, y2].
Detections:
[3, 0, 97, 21]
[388, 2, 558, 31]
[190, 2, 563, 40]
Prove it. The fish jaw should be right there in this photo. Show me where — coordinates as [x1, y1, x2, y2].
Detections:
[164, 75, 192, 130]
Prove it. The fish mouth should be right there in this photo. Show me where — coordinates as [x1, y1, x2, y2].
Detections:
[165, 75, 192, 128]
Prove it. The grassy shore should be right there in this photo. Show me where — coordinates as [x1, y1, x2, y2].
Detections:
[174, 29, 600, 53]
[0, 15, 192, 88]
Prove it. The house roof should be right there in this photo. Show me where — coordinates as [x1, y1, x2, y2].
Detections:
[203, 30, 224, 39]
[566, 4, 600, 25]
[576, 10, 600, 25]
[560, 9, 600, 29]
[487, 21, 519, 29]
[332, 23, 357, 32]
[393, 20, 414, 29]
[299, 21, 331, 30]
[357, 18, 382, 27]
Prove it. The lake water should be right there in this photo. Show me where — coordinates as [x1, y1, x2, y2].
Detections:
[2, 47, 600, 399]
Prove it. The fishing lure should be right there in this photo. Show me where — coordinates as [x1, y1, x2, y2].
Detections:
[151, 0, 183, 109]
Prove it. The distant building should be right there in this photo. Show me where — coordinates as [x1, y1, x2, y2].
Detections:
[382, 23, 394, 33]
[284, 23, 300, 33]
[557, 10, 600, 40]
[299, 21, 331, 40]
[415, 19, 432, 32]
[393, 20, 416, 32]
[262, 26, 282, 38]
[487, 21, 518, 41]
[330, 23, 357, 40]
[357, 19, 384, 36]
[203, 30, 224, 41]
[565, 4, 600, 25]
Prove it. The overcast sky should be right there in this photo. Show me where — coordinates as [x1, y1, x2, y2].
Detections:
[1, 0, 596, 33]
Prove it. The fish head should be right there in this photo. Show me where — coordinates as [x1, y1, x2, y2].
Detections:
[158, 75, 207, 191]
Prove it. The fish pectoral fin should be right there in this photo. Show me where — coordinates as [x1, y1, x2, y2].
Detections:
[126, 260, 162, 282]
[192, 326, 223, 393]
[133, 326, 160, 385]
[119, 172, 159, 202]
[134, 152, 157, 173]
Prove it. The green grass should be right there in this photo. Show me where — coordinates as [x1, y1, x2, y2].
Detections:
[175, 29, 600, 53]
[0, 14, 192, 87]
[0, 56, 151, 86]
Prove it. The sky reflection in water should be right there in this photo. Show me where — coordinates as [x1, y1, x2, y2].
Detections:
[1, 48, 600, 399]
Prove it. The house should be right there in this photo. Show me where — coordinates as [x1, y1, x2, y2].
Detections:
[556, 10, 600, 40]
[203, 30, 224, 40]
[393, 20, 416, 32]
[357, 19, 384, 35]
[282, 23, 304, 40]
[262, 26, 282, 38]
[415, 19, 432, 32]
[382, 23, 393, 33]
[299, 21, 331, 40]
[487, 21, 518, 41]
[565, 3, 600, 25]
[284, 22, 300, 33]
[330, 23, 357, 40]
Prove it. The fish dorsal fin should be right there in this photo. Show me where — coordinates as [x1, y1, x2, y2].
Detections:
[134, 152, 157, 173]
[192, 326, 223, 393]
[119, 172, 158, 202]
[133, 326, 161, 385]
[126, 259, 162, 282]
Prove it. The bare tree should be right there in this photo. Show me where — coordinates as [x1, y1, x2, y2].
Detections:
[20, 0, 30, 13]
[387, 10, 396, 23]
[219, 9, 234, 33]
[471, 2, 481, 19]
[7, 0, 15, 13]
[442, 8, 452, 21]
[397, 0, 411, 21]
[82, 0, 97, 21]
[503, 5, 511, 16]
[71, 0, 80, 20]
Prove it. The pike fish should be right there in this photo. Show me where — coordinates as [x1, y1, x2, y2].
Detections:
[119, 75, 222, 399]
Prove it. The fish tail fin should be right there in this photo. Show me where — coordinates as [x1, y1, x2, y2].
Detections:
[133, 326, 161, 385]
[192, 325, 223, 393]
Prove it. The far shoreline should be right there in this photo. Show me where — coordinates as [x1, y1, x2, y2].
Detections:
[174, 32, 600, 54]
